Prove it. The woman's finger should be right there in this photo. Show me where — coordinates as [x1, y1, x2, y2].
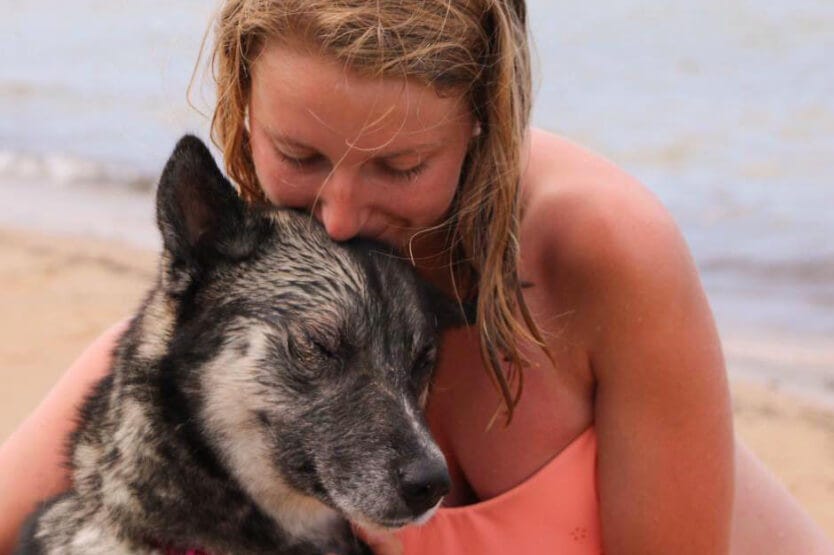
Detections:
[353, 525, 404, 555]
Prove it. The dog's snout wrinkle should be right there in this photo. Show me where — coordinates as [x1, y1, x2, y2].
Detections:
[364, 377, 403, 404]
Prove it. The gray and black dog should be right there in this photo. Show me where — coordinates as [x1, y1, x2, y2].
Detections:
[17, 136, 458, 555]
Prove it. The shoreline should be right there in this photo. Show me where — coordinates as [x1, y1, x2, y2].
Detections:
[1, 224, 832, 537]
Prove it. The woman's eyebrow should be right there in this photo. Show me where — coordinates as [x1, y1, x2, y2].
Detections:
[378, 143, 444, 159]
[269, 134, 314, 150]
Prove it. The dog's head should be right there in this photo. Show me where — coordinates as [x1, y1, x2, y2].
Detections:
[154, 136, 454, 536]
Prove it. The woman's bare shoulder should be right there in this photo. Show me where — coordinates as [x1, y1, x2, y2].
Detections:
[520, 128, 684, 302]
[520, 130, 834, 553]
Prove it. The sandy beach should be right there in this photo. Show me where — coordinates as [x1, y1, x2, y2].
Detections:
[1, 225, 832, 538]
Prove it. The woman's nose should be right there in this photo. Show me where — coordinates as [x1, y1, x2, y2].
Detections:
[315, 172, 369, 242]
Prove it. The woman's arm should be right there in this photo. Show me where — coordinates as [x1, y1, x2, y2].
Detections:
[731, 440, 833, 554]
[542, 175, 832, 553]
[0, 320, 128, 554]
[525, 130, 832, 553]
[540, 184, 733, 552]
[584, 206, 734, 553]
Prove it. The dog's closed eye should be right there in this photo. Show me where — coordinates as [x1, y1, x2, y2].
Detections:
[411, 344, 437, 394]
[287, 327, 342, 366]
[412, 344, 436, 372]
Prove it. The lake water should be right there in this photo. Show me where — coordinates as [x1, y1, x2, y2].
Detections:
[1, 0, 832, 397]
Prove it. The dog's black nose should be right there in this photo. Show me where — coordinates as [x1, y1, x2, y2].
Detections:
[398, 458, 451, 516]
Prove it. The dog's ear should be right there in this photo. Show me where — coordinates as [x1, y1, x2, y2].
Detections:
[155, 135, 262, 292]
[420, 282, 476, 331]
[156, 135, 244, 260]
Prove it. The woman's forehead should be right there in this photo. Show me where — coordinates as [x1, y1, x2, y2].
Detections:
[249, 44, 472, 152]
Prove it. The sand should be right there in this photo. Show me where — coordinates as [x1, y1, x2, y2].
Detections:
[1, 225, 832, 538]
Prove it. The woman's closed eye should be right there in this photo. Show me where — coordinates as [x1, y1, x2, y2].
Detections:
[276, 149, 426, 181]
[377, 160, 426, 181]
[277, 150, 325, 169]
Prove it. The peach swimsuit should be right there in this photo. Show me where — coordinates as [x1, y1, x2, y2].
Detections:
[396, 427, 603, 554]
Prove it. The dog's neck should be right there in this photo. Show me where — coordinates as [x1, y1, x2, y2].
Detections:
[128, 285, 178, 361]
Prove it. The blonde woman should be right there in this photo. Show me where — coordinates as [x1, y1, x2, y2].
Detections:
[1, 1, 831, 553]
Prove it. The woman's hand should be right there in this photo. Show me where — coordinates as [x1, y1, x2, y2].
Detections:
[352, 525, 403, 555]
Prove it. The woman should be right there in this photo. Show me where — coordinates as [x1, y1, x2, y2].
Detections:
[1, 1, 831, 553]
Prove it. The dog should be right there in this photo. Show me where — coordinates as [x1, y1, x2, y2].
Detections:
[17, 136, 459, 554]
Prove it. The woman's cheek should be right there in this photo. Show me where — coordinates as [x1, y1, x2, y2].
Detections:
[415, 173, 461, 225]
[256, 160, 315, 209]
[250, 139, 304, 207]
[256, 169, 287, 207]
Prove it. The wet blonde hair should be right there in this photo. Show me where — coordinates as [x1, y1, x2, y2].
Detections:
[208, 0, 549, 424]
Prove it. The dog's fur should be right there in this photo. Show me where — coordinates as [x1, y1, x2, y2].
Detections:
[17, 136, 457, 555]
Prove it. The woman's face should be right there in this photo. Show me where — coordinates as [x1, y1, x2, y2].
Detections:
[248, 43, 475, 250]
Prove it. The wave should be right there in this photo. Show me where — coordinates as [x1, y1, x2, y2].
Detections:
[701, 256, 834, 287]
[0, 149, 156, 191]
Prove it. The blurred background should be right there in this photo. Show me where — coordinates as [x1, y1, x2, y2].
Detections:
[1, 0, 832, 533]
